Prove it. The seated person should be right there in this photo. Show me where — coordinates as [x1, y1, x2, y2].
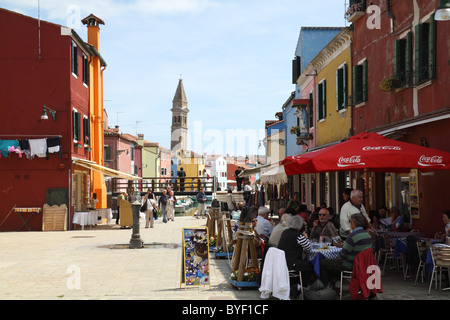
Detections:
[287, 192, 301, 212]
[309, 207, 339, 242]
[297, 204, 310, 224]
[251, 217, 264, 259]
[389, 207, 405, 232]
[268, 212, 291, 247]
[255, 206, 275, 240]
[278, 215, 314, 287]
[319, 214, 372, 288]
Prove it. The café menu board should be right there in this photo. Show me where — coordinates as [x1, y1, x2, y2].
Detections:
[181, 227, 211, 289]
[409, 169, 419, 219]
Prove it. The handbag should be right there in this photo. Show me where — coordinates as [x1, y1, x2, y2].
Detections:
[153, 208, 158, 220]
[140, 200, 147, 213]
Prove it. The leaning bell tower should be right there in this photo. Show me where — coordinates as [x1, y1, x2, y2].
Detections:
[170, 78, 189, 152]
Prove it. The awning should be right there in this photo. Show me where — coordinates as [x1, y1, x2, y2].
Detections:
[72, 158, 142, 180]
[259, 163, 288, 184]
[238, 163, 271, 178]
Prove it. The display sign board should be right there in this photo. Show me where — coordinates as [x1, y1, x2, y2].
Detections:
[181, 227, 211, 289]
[409, 169, 419, 219]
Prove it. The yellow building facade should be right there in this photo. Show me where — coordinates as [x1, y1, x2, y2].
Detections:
[314, 28, 353, 146]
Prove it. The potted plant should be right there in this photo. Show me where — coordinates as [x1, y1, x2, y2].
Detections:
[290, 126, 301, 136]
[380, 76, 401, 92]
[229, 267, 260, 288]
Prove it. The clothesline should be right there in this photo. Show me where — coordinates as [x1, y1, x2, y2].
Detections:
[0, 137, 62, 159]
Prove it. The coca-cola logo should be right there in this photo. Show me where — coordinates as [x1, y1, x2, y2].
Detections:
[418, 155, 445, 167]
[337, 155, 366, 167]
[362, 146, 402, 151]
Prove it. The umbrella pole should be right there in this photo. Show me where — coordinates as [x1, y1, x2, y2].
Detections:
[364, 169, 370, 210]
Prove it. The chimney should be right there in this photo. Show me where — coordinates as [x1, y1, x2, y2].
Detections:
[81, 14, 105, 52]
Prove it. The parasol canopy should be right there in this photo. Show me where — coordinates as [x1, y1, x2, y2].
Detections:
[281, 132, 450, 175]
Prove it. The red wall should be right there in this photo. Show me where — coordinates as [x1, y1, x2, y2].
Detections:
[0, 9, 90, 230]
[351, 0, 449, 134]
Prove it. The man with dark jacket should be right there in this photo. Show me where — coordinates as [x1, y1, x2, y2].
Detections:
[158, 189, 169, 223]
[196, 188, 207, 219]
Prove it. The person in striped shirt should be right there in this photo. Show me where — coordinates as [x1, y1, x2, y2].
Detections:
[278, 215, 314, 287]
[319, 213, 372, 287]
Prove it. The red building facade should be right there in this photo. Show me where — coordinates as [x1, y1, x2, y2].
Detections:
[349, 0, 450, 236]
[0, 9, 104, 230]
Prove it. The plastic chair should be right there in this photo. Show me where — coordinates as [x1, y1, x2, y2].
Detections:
[428, 245, 450, 294]
[414, 241, 430, 285]
[339, 270, 353, 300]
[381, 234, 405, 274]
[288, 270, 304, 295]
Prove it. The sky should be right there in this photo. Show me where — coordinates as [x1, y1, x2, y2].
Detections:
[1, 0, 348, 156]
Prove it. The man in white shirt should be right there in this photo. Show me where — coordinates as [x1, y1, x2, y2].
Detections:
[339, 189, 375, 238]
[255, 206, 275, 239]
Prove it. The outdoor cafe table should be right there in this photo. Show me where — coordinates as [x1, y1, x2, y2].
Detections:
[377, 231, 424, 258]
[14, 207, 41, 231]
[307, 243, 342, 276]
[73, 211, 97, 230]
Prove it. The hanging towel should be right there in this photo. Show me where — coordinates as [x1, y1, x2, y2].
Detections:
[46, 137, 62, 158]
[29, 138, 47, 158]
[0, 140, 19, 158]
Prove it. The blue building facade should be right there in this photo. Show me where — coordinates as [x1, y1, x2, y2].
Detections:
[284, 27, 343, 158]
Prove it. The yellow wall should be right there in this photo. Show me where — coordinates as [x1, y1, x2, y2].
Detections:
[316, 45, 352, 146]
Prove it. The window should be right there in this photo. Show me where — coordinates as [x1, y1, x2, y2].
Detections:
[72, 109, 81, 142]
[352, 60, 368, 105]
[336, 63, 348, 111]
[104, 145, 111, 161]
[394, 32, 412, 85]
[82, 54, 89, 85]
[83, 116, 90, 146]
[317, 80, 326, 121]
[414, 15, 436, 85]
[308, 92, 314, 128]
[71, 41, 78, 76]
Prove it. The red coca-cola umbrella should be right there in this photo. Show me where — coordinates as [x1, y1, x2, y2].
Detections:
[281, 132, 450, 175]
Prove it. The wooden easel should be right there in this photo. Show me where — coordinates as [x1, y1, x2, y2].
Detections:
[232, 221, 258, 282]
[207, 208, 233, 249]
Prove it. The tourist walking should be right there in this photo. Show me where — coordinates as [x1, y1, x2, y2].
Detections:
[158, 189, 169, 223]
[196, 187, 207, 219]
[167, 190, 176, 222]
[143, 195, 157, 228]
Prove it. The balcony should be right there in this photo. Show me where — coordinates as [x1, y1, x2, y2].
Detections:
[345, 2, 366, 23]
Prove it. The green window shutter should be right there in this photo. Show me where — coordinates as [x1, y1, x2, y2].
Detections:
[343, 63, 348, 108]
[317, 83, 321, 120]
[394, 39, 399, 79]
[362, 60, 368, 102]
[104, 145, 111, 161]
[337, 68, 344, 111]
[406, 32, 412, 84]
[429, 13, 436, 79]
[352, 65, 357, 105]
[322, 79, 327, 118]
[308, 92, 314, 128]
[414, 24, 423, 84]
[76, 113, 81, 142]
[72, 110, 77, 140]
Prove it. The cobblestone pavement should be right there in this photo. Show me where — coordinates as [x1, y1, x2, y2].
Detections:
[0, 215, 448, 302]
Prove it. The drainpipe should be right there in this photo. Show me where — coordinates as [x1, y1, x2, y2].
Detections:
[387, 0, 395, 33]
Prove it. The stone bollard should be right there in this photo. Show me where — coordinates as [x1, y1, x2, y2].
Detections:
[129, 201, 144, 249]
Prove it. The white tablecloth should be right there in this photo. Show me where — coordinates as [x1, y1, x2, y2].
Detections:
[73, 211, 97, 229]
